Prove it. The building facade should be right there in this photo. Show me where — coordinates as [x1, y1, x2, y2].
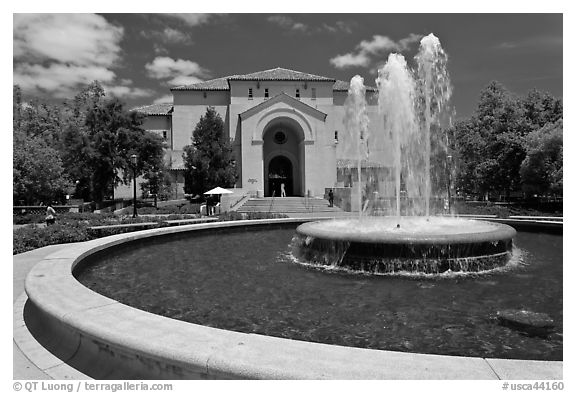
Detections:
[133, 68, 389, 200]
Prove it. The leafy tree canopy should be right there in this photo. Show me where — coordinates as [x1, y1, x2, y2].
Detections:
[183, 107, 237, 197]
[520, 119, 563, 196]
[13, 82, 165, 205]
[451, 81, 562, 198]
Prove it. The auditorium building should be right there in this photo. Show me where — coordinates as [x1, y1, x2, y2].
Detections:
[132, 67, 390, 202]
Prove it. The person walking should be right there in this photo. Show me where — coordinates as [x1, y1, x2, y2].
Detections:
[280, 183, 286, 197]
[45, 204, 56, 226]
[328, 189, 334, 207]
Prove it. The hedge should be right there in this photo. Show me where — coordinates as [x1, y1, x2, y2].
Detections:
[13, 211, 289, 255]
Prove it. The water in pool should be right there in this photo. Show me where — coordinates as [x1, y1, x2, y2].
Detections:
[75, 225, 562, 361]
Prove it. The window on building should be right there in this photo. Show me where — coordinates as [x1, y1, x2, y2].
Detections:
[296, 89, 300, 99]
[311, 88, 317, 100]
[162, 130, 168, 140]
[264, 88, 269, 98]
[248, 88, 253, 99]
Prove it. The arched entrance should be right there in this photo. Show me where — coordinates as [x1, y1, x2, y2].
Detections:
[263, 117, 305, 196]
[268, 156, 293, 197]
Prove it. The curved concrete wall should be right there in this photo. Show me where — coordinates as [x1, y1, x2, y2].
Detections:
[24, 218, 562, 379]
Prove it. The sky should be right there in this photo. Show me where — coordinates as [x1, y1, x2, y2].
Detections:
[13, 13, 562, 120]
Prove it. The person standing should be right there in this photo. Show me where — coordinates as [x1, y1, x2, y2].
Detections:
[328, 189, 334, 207]
[280, 183, 286, 197]
[45, 204, 56, 226]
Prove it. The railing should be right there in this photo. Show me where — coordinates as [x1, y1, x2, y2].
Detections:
[229, 193, 250, 211]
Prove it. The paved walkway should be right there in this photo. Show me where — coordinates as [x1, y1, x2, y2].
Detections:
[13, 244, 89, 380]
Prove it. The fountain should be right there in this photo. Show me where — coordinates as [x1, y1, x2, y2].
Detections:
[294, 34, 517, 274]
[19, 33, 561, 380]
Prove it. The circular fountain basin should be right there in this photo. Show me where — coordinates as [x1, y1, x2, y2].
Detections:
[294, 217, 516, 274]
[21, 218, 562, 379]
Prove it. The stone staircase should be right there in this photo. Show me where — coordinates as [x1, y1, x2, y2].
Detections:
[236, 196, 341, 214]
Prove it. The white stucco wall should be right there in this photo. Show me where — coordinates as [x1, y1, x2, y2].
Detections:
[140, 79, 387, 199]
[171, 90, 229, 150]
[141, 116, 171, 148]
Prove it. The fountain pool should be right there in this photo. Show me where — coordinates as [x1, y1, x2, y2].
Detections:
[75, 221, 562, 362]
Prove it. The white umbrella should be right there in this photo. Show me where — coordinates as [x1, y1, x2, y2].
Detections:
[204, 186, 234, 195]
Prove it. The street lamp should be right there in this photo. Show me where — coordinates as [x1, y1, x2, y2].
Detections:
[447, 154, 453, 214]
[131, 154, 138, 218]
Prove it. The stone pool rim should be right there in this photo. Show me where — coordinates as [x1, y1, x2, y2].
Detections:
[23, 217, 563, 379]
[296, 217, 517, 244]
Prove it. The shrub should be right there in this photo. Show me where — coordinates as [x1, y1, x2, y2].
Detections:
[136, 204, 201, 215]
[13, 210, 290, 255]
[219, 211, 289, 221]
[13, 223, 91, 254]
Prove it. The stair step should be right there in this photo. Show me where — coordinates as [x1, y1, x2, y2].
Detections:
[234, 196, 339, 214]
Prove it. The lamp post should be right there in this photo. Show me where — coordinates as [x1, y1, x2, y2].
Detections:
[131, 154, 138, 218]
[447, 154, 453, 214]
[152, 170, 158, 209]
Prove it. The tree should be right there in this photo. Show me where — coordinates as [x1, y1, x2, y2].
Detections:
[59, 83, 164, 204]
[451, 82, 562, 200]
[183, 107, 237, 197]
[59, 82, 107, 201]
[83, 97, 165, 203]
[521, 89, 563, 131]
[520, 119, 563, 196]
[452, 82, 543, 198]
[13, 131, 72, 205]
[13, 81, 166, 206]
[140, 161, 173, 202]
[13, 85, 72, 204]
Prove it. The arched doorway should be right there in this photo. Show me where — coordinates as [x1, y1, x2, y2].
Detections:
[268, 156, 293, 197]
[262, 117, 305, 196]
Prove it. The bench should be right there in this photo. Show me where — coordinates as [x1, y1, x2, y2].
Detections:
[162, 217, 219, 226]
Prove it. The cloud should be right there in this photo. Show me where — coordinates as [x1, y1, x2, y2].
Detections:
[167, 75, 204, 86]
[14, 63, 116, 98]
[268, 16, 354, 35]
[153, 94, 174, 104]
[145, 57, 209, 79]
[103, 85, 154, 99]
[322, 21, 354, 34]
[162, 28, 192, 44]
[330, 33, 423, 69]
[13, 13, 151, 100]
[14, 14, 123, 67]
[163, 14, 212, 26]
[267, 16, 309, 33]
[358, 35, 400, 54]
[142, 27, 193, 46]
[145, 57, 210, 86]
[397, 33, 424, 50]
[14, 63, 153, 99]
[330, 52, 371, 69]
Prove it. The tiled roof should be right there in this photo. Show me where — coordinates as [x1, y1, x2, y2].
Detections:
[228, 67, 335, 82]
[333, 80, 378, 92]
[131, 103, 173, 115]
[170, 77, 231, 91]
[168, 68, 378, 94]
